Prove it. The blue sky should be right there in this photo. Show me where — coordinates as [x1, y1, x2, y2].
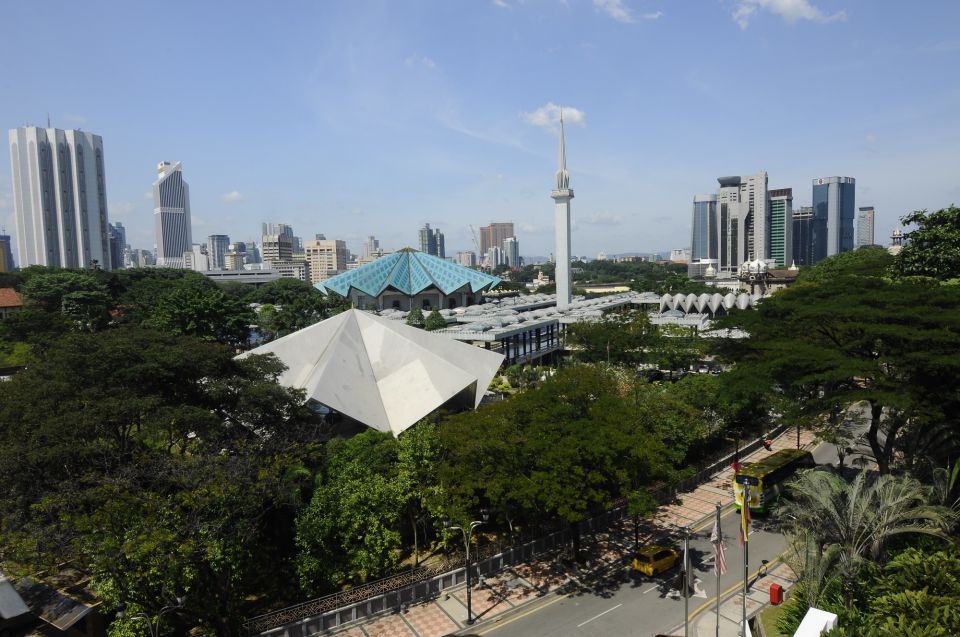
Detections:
[2, 0, 959, 260]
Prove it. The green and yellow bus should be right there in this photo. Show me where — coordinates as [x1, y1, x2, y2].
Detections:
[733, 448, 815, 514]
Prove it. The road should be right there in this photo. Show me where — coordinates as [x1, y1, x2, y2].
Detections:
[464, 506, 786, 637]
[461, 438, 849, 637]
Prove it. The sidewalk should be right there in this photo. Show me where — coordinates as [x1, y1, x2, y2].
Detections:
[327, 428, 816, 637]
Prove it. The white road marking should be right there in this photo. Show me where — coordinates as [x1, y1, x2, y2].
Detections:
[576, 603, 623, 628]
[641, 585, 659, 594]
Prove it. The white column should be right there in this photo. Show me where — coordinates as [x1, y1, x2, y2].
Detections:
[552, 191, 572, 309]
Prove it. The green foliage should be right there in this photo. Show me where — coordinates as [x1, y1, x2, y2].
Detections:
[19, 270, 112, 332]
[143, 276, 253, 346]
[890, 205, 960, 282]
[796, 246, 893, 283]
[296, 431, 404, 593]
[424, 309, 446, 331]
[716, 272, 960, 474]
[406, 307, 425, 328]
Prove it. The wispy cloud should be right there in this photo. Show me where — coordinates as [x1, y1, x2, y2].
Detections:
[521, 102, 586, 132]
[109, 201, 135, 218]
[732, 0, 846, 29]
[143, 191, 153, 200]
[639, 11, 663, 20]
[491, 0, 511, 8]
[584, 211, 624, 226]
[221, 191, 244, 203]
[593, 0, 634, 23]
[404, 53, 436, 69]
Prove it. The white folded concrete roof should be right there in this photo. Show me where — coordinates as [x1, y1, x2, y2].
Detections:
[240, 309, 504, 437]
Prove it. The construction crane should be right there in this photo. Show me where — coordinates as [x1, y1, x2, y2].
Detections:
[468, 224, 481, 255]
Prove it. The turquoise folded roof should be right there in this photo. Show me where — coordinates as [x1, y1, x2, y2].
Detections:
[315, 248, 501, 297]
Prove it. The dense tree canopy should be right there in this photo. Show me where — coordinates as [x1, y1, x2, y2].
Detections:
[890, 205, 960, 282]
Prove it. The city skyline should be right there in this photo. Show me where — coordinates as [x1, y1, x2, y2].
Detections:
[2, 1, 959, 262]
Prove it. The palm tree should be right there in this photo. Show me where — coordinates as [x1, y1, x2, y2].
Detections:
[779, 469, 955, 608]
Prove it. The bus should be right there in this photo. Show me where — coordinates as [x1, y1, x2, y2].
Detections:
[734, 448, 815, 514]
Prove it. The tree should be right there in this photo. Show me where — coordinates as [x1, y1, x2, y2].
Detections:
[778, 470, 954, 609]
[145, 277, 253, 346]
[796, 246, 893, 283]
[716, 270, 960, 475]
[424, 309, 446, 331]
[18, 270, 112, 332]
[890, 205, 960, 282]
[406, 307, 425, 328]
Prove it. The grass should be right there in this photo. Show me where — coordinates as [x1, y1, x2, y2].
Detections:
[758, 602, 791, 637]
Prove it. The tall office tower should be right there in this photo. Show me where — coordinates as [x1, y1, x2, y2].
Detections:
[304, 238, 349, 284]
[716, 177, 742, 275]
[479, 222, 515, 255]
[456, 250, 476, 267]
[9, 126, 113, 269]
[792, 206, 815, 266]
[486, 246, 504, 268]
[812, 177, 856, 263]
[768, 188, 793, 267]
[261, 233, 293, 263]
[0, 232, 14, 272]
[130, 248, 155, 268]
[551, 113, 574, 309]
[152, 162, 192, 268]
[715, 172, 771, 273]
[206, 234, 230, 270]
[364, 235, 379, 257]
[418, 223, 444, 257]
[262, 222, 294, 239]
[246, 241, 261, 264]
[690, 194, 718, 267]
[224, 251, 244, 271]
[503, 236, 520, 269]
[108, 222, 126, 270]
[856, 207, 875, 248]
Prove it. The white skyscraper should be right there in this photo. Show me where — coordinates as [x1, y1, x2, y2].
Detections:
[856, 207, 875, 248]
[503, 236, 520, 269]
[153, 161, 192, 268]
[550, 113, 574, 309]
[8, 126, 113, 269]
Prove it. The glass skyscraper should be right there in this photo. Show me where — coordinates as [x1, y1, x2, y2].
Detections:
[811, 176, 855, 264]
[768, 188, 793, 267]
[691, 194, 718, 262]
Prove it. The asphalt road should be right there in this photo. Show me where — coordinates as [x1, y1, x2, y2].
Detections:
[461, 436, 853, 637]
[464, 506, 787, 637]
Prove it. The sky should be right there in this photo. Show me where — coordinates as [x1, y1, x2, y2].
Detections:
[2, 0, 959, 261]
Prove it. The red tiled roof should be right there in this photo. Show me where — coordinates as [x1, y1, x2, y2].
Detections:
[0, 288, 23, 309]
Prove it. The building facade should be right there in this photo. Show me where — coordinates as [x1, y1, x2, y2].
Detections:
[479, 222, 514, 255]
[690, 194, 718, 266]
[856, 206, 875, 248]
[9, 126, 113, 269]
[503, 236, 520, 269]
[456, 250, 476, 267]
[304, 238, 349, 283]
[261, 233, 293, 263]
[812, 176, 856, 263]
[0, 233, 13, 272]
[792, 205, 815, 266]
[418, 223, 445, 258]
[768, 188, 793, 267]
[108, 222, 125, 270]
[152, 161, 192, 268]
[207, 234, 230, 270]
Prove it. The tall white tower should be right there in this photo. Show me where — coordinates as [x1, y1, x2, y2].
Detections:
[551, 113, 574, 309]
[153, 161, 192, 268]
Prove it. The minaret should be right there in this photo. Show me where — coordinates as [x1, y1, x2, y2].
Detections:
[551, 111, 574, 309]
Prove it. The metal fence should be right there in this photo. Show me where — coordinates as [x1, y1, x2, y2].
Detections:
[244, 427, 790, 636]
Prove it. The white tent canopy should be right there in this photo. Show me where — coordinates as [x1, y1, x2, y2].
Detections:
[240, 309, 504, 437]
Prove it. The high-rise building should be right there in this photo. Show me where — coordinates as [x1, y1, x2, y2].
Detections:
[455, 250, 476, 267]
[716, 176, 742, 275]
[418, 223, 444, 257]
[690, 194, 718, 265]
[479, 223, 515, 255]
[792, 205, 815, 267]
[768, 188, 793, 267]
[551, 114, 574, 309]
[0, 233, 14, 272]
[207, 234, 230, 270]
[183, 244, 209, 271]
[304, 238, 349, 283]
[108, 222, 126, 270]
[503, 236, 520, 269]
[9, 126, 113, 269]
[130, 248, 155, 268]
[812, 177, 856, 263]
[224, 251, 244, 271]
[153, 162, 192, 268]
[364, 235, 380, 257]
[486, 246, 504, 268]
[261, 233, 293, 263]
[856, 207, 875, 248]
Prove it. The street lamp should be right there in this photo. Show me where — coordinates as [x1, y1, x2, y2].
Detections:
[443, 509, 490, 625]
[116, 588, 187, 637]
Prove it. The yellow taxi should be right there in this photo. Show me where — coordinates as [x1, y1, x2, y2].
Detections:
[631, 545, 679, 577]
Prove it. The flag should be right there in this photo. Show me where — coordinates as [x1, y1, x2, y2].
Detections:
[711, 518, 727, 576]
[738, 485, 751, 546]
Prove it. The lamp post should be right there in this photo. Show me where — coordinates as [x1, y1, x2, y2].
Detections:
[443, 509, 489, 625]
[117, 589, 187, 637]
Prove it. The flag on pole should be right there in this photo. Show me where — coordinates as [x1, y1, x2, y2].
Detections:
[738, 485, 751, 547]
[711, 517, 727, 576]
